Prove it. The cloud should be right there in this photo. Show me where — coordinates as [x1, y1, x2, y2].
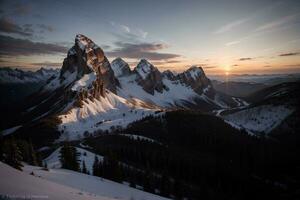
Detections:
[150, 60, 181, 66]
[225, 40, 241, 46]
[37, 24, 54, 32]
[31, 61, 62, 67]
[13, 3, 32, 16]
[255, 14, 299, 32]
[0, 35, 68, 56]
[279, 52, 300, 57]
[239, 57, 253, 61]
[0, 17, 33, 36]
[203, 66, 217, 69]
[110, 22, 148, 42]
[120, 25, 130, 33]
[214, 18, 250, 34]
[107, 41, 180, 60]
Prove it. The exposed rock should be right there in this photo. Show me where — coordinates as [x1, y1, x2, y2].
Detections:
[59, 34, 119, 98]
[133, 59, 168, 95]
[177, 66, 213, 96]
[162, 70, 176, 81]
[111, 57, 132, 77]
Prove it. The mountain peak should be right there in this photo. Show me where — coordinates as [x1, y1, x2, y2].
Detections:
[184, 65, 205, 80]
[75, 34, 98, 51]
[135, 59, 157, 80]
[111, 57, 131, 77]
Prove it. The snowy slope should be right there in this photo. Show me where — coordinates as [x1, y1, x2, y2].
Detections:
[44, 147, 103, 173]
[0, 162, 111, 200]
[22, 164, 170, 200]
[0, 162, 169, 200]
[224, 105, 294, 134]
[58, 90, 161, 140]
[117, 74, 200, 108]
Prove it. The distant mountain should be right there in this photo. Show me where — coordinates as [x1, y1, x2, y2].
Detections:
[210, 73, 300, 85]
[222, 81, 300, 135]
[0, 67, 58, 84]
[0, 67, 59, 128]
[211, 80, 267, 97]
[0, 67, 59, 106]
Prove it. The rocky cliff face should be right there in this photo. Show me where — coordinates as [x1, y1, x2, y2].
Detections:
[60, 34, 119, 97]
[133, 59, 168, 95]
[177, 66, 213, 95]
[111, 57, 132, 77]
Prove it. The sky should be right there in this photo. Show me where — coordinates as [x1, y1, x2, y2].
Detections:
[0, 0, 300, 75]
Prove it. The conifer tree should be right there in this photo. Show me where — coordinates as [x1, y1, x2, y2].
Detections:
[82, 160, 87, 174]
[3, 139, 23, 170]
[93, 155, 99, 176]
[60, 143, 79, 171]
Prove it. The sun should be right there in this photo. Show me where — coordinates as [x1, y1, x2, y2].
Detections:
[225, 71, 230, 76]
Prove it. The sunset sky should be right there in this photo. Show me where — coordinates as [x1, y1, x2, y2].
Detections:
[0, 0, 300, 75]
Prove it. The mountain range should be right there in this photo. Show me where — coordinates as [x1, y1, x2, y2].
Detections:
[1, 34, 248, 140]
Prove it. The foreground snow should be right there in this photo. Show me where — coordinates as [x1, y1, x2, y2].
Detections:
[24, 164, 170, 200]
[0, 162, 111, 200]
[0, 162, 169, 200]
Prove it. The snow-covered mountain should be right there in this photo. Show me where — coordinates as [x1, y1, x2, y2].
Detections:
[1, 34, 247, 140]
[0, 67, 58, 84]
[112, 57, 246, 110]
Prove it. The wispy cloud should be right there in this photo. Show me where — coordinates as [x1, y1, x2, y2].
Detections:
[0, 17, 33, 36]
[110, 22, 148, 42]
[214, 17, 250, 34]
[239, 57, 253, 61]
[107, 41, 180, 60]
[225, 40, 241, 46]
[279, 52, 300, 57]
[255, 14, 299, 32]
[0, 17, 55, 38]
[108, 21, 178, 61]
[31, 61, 62, 67]
[12, 2, 32, 16]
[0, 35, 68, 56]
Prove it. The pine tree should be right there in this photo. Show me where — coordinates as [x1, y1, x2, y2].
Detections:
[28, 141, 37, 166]
[3, 139, 23, 170]
[82, 160, 87, 174]
[60, 143, 79, 171]
[93, 155, 99, 176]
[43, 161, 48, 170]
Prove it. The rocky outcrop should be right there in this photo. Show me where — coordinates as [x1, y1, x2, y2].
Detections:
[111, 57, 132, 77]
[59, 34, 119, 98]
[133, 59, 168, 95]
[162, 70, 176, 81]
[177, 66, 213, 95]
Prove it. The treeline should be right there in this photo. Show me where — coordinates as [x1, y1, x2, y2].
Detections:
[91, 149, 184, 198]
[83, 110, 300, 200]
[0, 137, 42, 170]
